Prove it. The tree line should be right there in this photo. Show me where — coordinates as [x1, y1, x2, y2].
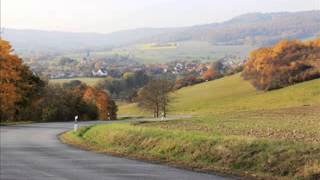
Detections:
[96, 71, 149, 101]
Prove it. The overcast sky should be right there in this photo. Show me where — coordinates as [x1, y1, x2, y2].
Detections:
[2, 0, 319, 33]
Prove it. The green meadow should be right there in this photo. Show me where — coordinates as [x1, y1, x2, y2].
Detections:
[62, 74, 320, 180]
[120, 74, 320, 116]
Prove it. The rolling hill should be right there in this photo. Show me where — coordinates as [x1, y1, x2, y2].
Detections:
[119, 73, 320, 116]
[3, 28, 177, 54]
[3, 10, 320, 54]
[142, 11, 320, 46]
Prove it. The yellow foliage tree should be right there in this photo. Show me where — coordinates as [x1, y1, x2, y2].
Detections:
[243, 39, 320, 90]
[0, 39, 43, 121]
[0, 39, 23, 121]
[83, 87, 114, 120]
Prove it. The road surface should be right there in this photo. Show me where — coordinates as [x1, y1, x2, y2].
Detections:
[0, 121, 236, 180]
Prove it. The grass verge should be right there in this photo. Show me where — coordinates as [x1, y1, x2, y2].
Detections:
[0, 121, 34, 126]
[61, 123, 320, 180]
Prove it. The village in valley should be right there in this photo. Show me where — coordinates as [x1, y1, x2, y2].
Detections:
[26, 50, 245, 79]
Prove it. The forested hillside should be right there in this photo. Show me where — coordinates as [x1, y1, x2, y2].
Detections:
[3, 11, 319, 54]
[145, 11, 320, 46]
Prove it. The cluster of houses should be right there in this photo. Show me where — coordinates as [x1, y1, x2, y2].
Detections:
[37, 51, 246, 79]
[45, 59, 245, 79]
[145, 60, 245, 76]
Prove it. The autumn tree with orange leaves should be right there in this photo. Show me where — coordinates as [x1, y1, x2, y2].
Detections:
[202, 61, 224, 81]
[202, 68, 220, 81]
[83, 87, 117, 120]
[0, 39, 44, 122]
[243, 39, 320, 90]
[0, 39, 21, 121]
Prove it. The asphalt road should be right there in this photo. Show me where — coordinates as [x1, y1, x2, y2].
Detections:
[0, 121, 236, 180]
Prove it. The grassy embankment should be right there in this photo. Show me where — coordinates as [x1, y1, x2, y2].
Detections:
[62, 74, 320, 180]
[0, 121, 35, 126]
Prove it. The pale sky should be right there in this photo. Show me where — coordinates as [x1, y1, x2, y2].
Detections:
[2, 0, 319, 33]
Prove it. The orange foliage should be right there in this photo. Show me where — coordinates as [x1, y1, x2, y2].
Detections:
[243, 39, 320, 90]
[82, 87, 96, 102]
[202, 68, 220, 81]
[0, 39, 23, 120]
[95, 91, 110, 120]
[83, 87, 112, 120]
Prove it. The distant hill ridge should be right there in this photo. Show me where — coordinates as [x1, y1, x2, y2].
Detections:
[3, 10, 320, 53]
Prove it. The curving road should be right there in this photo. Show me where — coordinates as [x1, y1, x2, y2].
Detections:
[0, 121, 236, 180]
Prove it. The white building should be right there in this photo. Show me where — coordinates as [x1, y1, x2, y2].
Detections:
[92, 69, 108, 77]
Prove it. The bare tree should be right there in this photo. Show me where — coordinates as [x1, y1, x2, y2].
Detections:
[137, 79, 173, 118]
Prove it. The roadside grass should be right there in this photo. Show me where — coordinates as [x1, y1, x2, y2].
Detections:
[50, 77, 104, 86]
[0, 121, 35, 126]
[62, 124, 320, 180]
[63, 74, 320, 179]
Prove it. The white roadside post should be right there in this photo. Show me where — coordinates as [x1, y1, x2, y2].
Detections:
[74, 115, 79, 132]
[161, 113, 164, 121]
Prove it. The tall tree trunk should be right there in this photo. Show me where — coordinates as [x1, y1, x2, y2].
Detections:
[156, 103, 159, 118]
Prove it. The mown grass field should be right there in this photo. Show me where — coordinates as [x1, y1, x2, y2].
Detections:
[50, 77, 104, 86]
[62, 74, 320, 179]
